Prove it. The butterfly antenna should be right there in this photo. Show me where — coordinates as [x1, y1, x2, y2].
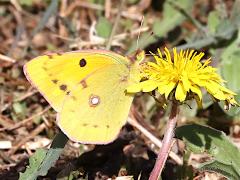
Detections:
[136, 16, 145, 50]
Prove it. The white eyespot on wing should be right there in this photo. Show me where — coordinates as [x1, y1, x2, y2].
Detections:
[89, 94, 100, 107]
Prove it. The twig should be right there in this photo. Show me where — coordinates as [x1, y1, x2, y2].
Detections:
[105, 0, 111, 18]
[0, 54, 16, 63]
[0, 89, 38, 112]
[13, 89, 38, 102]
[55, 26, 149, 49]
[0, 151, 15, 164]
[7, 123, 47, 155]
[65, 1, 142, 21]
[149, 102, 179, 180]
[7, 5, 26, 57]
[127, 116, 182, 165]
[0, 141, 12, 149]
[106, 0, 125, 50]
[10, 0, 22, 12]
[0, 106, 50, 131]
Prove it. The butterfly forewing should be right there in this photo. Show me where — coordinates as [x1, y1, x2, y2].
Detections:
[24, 50, 139, 144]
[24, 50, 129, 112]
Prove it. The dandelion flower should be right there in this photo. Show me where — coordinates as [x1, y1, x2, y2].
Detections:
[128, 47, 239, 108]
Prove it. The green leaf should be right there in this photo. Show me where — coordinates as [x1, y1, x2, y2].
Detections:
[207, 11, 221, 34]
[219, 30, 240, 116]
[220, 31, 240, 92]
[153, 0, 194, 37]
[96, 17, 112, 38]
[230, 0, 240, 28]
[128, 0, 194, 53]
[19, 0, 34, 6]
[31, 0, 59, 36]
[176, 124, 240, 179]
[127, 0, 139, 5]
[218, 90, 240, 118]
[19, 149, 47, 180]
[19, 131, 69, 180]
[12, 102, 27, 120]
[13, 102, 26, 115]
[215, 20, 237, 41]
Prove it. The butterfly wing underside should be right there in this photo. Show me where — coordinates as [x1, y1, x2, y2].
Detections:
[24, 50, 138, 144]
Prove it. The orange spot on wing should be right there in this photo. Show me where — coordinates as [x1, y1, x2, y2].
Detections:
[59, 84, 67, 91]
[80, 80, 87, 89]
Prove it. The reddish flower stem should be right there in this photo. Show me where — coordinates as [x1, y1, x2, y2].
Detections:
[149, 102, 179, 180]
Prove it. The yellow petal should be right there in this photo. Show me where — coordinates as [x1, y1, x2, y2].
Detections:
[175, 82, 187, 102]
[127, 83, 143, 93]
[212, 89, 225, 100]
[141, 80, 158, 92]
[164, 47, 172, 64]
[157, 81, 176, 98]
[190, 85, 202, 100]
[181, 71, 191, 91]
[165, 81, 176, 99]
[220, 86, 237, 95]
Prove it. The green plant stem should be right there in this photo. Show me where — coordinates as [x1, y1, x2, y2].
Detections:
[149, 102, 179, 180]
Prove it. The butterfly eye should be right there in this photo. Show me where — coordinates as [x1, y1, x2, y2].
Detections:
[79, 58, 87, 67]
[89, 95, 100, 107]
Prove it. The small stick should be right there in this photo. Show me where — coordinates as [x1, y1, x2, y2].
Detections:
[105, 0, 111, 18]
[0, 54, 16, 63]
[149, 102, 179, 180]
[0, 106, 50, 132]
[127, 116, 182, 165]
[8, 123, 46, 155]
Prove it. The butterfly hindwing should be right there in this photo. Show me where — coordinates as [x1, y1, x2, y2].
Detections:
[58, 64, 135, 144]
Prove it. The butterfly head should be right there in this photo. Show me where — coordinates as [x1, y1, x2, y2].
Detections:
[127, 49, 146, 65]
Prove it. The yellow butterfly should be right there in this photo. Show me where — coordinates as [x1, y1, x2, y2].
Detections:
[24, 50, 142, 144]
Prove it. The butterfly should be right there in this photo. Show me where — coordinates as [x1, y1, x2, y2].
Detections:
[23, 49, 143, 144]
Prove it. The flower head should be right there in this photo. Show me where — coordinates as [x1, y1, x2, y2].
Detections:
[127, 47, 239, 108]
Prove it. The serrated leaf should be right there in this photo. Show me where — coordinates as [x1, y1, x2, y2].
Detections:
[176, 124, 240, 179]
[19, 131, 68, 180]
[19, 149, 47, 180]
[96, 17, 112, 38]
